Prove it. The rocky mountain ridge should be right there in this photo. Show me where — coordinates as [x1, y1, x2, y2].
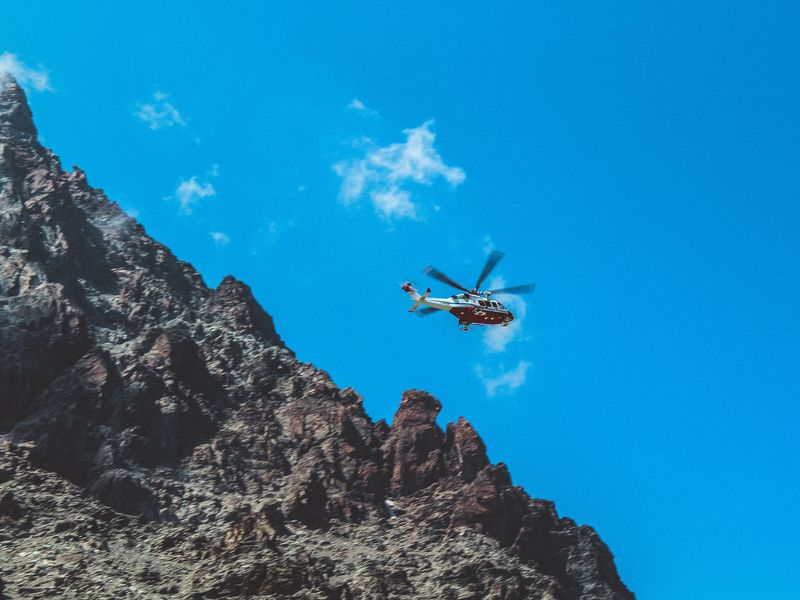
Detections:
[0, 76, 633, 600]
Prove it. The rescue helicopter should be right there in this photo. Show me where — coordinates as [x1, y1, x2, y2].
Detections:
[401, 250, 535, 331]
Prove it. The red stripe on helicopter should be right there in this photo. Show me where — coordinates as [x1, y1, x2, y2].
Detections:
[450, 306, 513, 325]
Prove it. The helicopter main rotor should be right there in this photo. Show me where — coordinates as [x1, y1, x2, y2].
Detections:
[421, 250, 535, 298]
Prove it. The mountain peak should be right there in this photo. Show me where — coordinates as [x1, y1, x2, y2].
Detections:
[0, 75, 37, 139]
[0, 77, 633, 599]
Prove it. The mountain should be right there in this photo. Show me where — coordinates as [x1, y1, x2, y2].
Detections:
[0, 76, 633, 600]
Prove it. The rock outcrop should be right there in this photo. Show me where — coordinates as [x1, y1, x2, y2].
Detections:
[0, 76, 633, 599]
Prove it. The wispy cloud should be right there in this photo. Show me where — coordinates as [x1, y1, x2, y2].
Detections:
[248, 218, 296, 256]
[348, 98, 379, 117]
[267, 219, 295, 237]
[333, 120, 465, 221]
[0, 52, 51, 91]
[175, 176, 215, 214]
[370, 187, 417, 220]
[482, 234, 495, 256]
[483, 275, 527, 353]
[209, 231, 230, 245]
[476, 360, 530, 397]
[135, 91, 186, 130]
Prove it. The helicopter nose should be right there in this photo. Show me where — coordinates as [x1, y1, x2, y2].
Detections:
[401, 282, 413, 292]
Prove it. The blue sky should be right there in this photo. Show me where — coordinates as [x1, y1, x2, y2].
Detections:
[3, 2, 799, 597]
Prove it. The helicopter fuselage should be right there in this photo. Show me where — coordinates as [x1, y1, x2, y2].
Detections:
[402, 283, 514, 328]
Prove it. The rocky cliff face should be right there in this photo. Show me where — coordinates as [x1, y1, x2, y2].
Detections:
[0, 77, 633, 600]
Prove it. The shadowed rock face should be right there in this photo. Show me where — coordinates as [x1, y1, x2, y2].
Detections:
[0, 77, 634, 600]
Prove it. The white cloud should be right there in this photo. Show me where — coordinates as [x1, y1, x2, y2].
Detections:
[369, 121, 465, 185]
[482, 234, 495, 256]
[334, 159, 370, 202]
[483, 275, 527, 353]
[333, 120, 465, 221]
[209, 231, 230, 245]
[476, 360, 530, 397]
[348, 98, 379, 116]
[371, 186, 417, 220]
[0, 53, 51, 91]
[175, 176, 215, 214]
[135, 91, 186, 130]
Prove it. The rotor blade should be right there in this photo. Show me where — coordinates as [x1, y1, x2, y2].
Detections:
[488, 283, 536, 295]
[416, 306, 441, 317]
[422, 266, 470, 293]
[475, 250, 505, 290]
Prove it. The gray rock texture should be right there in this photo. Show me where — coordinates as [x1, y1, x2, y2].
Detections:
[0, 76, 633, 599]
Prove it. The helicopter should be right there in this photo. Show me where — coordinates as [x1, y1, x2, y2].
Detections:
[401, 250, 535, 331]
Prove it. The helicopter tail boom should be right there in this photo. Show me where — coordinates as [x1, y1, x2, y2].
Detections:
[402, 282, 432, 311]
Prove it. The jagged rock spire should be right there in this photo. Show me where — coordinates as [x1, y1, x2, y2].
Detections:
[0, 75, 37, 139]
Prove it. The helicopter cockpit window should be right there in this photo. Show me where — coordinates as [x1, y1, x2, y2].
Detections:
[479, 300, 487, 307]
